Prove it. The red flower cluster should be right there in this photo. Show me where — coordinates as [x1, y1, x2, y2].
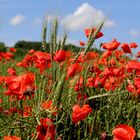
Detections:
[4, 72, 35, 99]
[0, 52, 14, 61]
[16, 51, 51, 73]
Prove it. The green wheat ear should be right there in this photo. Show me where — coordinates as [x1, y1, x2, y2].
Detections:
[84, 21, 104, 55]
[42, 17, 47, 51]
[49, 17, 59, 60]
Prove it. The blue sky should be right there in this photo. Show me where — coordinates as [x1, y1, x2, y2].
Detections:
[0, 0, 140, 51]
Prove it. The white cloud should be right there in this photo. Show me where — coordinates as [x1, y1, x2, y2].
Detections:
[66, 38, 79, 46]
[104, 20, 115, 28]
[62, 3, 115, 31]
[10, 14, 25, 25]
[128, 29, 140, 37]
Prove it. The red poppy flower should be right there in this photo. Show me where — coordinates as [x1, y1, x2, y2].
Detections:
[0, 98, 2, 104]
[36, 118, 55, 140]
[87, 76, 106, 88]
[72, 104, 92, 124]
[66, 63, 82, 79]
[126, 60, 140, 72]
[130, 42, 138, 48]
[4, 73, 35, 99]
[28, 49, 35, 54]
[136, 51, 140, 58]
[7, 68, 16, 75]
[79, 41, 85, 46]
[0, 76, 5, 84]
[88, 67, 102, 75]
[114, 50, 124, 59]
[112, 124, 136, 140]
[102, 50, 112, 58]
[127, 83, 140, 97]
[121, 43, 131, 54]
[34, 52, 51, 73]
[2, 52, 14, 60]
[41, 100, 57, 116]
[74, 76, 84, 92]
[103, 67, 124, 77]
[84, 28, 103, 39]
[77, 93, 88, 101]
[102, 39, 120, 51]
[127, 84, 136, 93]
[104, 77, 121, 91]
[4, 136, 21, 140]
[22, 105, 32, 117]
[84, 52, 99, 61]
[134, 78, 140, 88]
[54, 50, 66, 62]
[9, 48, 16, 53]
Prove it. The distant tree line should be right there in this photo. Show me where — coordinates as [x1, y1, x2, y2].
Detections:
[0, 42, 6, 52]
[0, 41, 101, 56]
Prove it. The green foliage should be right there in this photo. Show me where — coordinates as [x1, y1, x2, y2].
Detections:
[14, 41, 43, 51]
[0, 42, 6, 52]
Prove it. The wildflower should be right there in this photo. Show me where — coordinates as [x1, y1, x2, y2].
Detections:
[36, 118, 55, 140]
[9, 48, 16, 53]
[102, 39, 120, 51]
[2, 52, 14, 60]
[127, 78, 140, 97]
[136, 51, 140, 58]
[0, 98, 2, 104]
[21, 105, 32, 117]
[73, 76, 84, 92]
[4, 73, 35, 99]
[84, 52, 99, 61]
[84, 28, 103, 39]
[121, 43, 131, 54]
[54, 50, 66, 62]
[4, 136, 21, 140]
[34, 52, 51, 73]
[79, 41, 85, 46]
[28, 49, 35, 54]
[88, 66, 102, 75]
[86, 76, 106, 88]
[102, 50, 112, 58]
[112, 124, 136, 140]
[104, 76, 123, 91]
[130, 42, 138, 48]
[77, 93, 88, 101]
[72, 104, 92, 124]
[7, 67, 16, 75]
[66, 63, 82, 79]
[103, 67, 124, 77]
[41, 100, 57, 116]
[0, 76, 5, 84]
[126, 60, 140, 72]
